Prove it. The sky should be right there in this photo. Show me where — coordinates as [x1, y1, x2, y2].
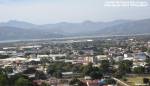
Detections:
[0, 0, 150, 24]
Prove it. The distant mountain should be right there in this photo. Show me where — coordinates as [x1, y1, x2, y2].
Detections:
[0, 19, 150, 41]
[39, 20, 130, 36]
[0, 20, 37, 29]
[0, 26, 63, 40]
[96, 19, 150, 35]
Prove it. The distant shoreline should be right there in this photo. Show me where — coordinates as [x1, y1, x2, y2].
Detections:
[1, 33, 150, 43]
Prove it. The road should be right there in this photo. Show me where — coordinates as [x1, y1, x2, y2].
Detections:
[112, 77, 130, 86]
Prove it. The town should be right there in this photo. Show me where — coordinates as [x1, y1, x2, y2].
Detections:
[0, 35, 150, 86]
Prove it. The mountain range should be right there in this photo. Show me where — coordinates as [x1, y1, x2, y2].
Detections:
[0, 19, 150, 41]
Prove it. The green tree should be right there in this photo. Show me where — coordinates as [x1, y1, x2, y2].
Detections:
[69, 78, 86, 86]
[133, 66, 145, 74]
[35, 71, 47, 80]
[147, 48, 150, 53]
[89, 67, 103, 79]
[145, 55, 150, 64]
[100, 60, 110, 73]
[79, 51, 84, 55]
[23, 67, 36, 74]
[41, 82, 50, 86]
[141, 46, 147, 52]
[0, 74, 7, 86]
[143, 78, 149, 84]
[0, 68, 6, 75]
[105, 79, 116, 85]
[5, 66, 13, 74]
[118, 60, 133, 74]
[15, 77, 30, 86]
[89, 71, 102, 79]
[47, 64, 56, 75]
[0, 54, 9, 59]
[82, 63, 103, 79]
[82, 63, 93, 76]
[113, 70, 124, 78]
[8, 73, 31, 86]
[72, 65, 80, 73]
[47, 62, 70, 78]
[53, 71, 62, 78]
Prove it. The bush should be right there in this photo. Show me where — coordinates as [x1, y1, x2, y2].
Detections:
[143, 78, 149, 84]
[0, 54, 9, 59]
[15, 77, 30, 86]
[105, 79, 116, 85]
[122, 77, 128, 82]
[69, 78, 86, 86]
[133, 66, 145, 74]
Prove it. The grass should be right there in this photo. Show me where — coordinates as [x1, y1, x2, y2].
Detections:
[125, 76, 150, 86]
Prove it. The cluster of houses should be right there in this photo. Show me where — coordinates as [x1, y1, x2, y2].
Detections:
[0, 38, 150, 86]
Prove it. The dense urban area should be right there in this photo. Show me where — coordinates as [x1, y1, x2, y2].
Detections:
[0, 35, 150, 86]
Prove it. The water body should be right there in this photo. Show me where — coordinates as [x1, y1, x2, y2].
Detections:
[0, 33, 150, 43]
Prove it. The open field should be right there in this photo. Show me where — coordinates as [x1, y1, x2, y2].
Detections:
[125, 76, 150, 86]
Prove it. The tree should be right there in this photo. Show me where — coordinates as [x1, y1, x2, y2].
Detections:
[15, 77, 30, 86]
[82, 63, 93, 76]
[0, 68, 7, 86]
[89, 67, 103, 79]
[114, 60, 133, 78]
[0, 54, 9, 59]
[8, 73, 32, 86]
[69, 78, 86, 86]
[89, 71, 102, 80]
[141, 46, 147, 52]
[82, 63, 103, 79]
[100, 60, 110, 73]
[133, 66, 145, 74]
[143, 78, 149, 84]
[0, 68, 6, 75]
[53, 71, 62, 78]
[105, 79, 116, 85]
[47, 62, 72, 78]
[5, 66, 13, 74]
[23, 67, 36, 74]
[0, 74, 7, 86]
[147, 48, 150, 53]
[41, 82, 50, 86]
[47, 64, 55, 75]
[145, 55, 150, 64]
[35, 71, 47, 80]
[79, 51, 84, 55]
[72, 65, 80, 73]
[113, 70, 124, 78]
[118, 60, 133, 74]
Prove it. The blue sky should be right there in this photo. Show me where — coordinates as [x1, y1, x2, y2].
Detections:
[0, 0, 150, 24]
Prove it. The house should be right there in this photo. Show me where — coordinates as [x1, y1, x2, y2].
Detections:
[37, 54, 66, 61]
[83, 56, 94, 65]
[0, 51, 7, 55]
[134, 52, 147, 61]
[96, 55, 108, 61]
[123, 53, 134, 61]
[83, 80, 99, 86]
[114, 56, 124, 62]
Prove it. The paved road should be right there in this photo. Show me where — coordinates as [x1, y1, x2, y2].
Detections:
[112, 77, 130, 86]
